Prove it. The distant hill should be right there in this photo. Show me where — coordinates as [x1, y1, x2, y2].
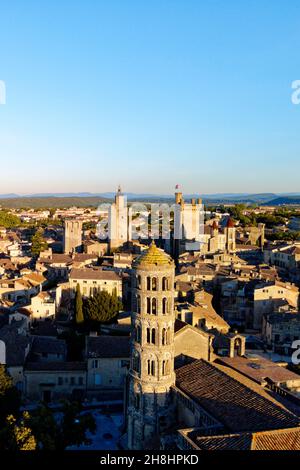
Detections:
[0, 196, 112, 209]
[264, 196, 300, 206]
[0, 193, 20, 199]
[0, 192, 300, 208]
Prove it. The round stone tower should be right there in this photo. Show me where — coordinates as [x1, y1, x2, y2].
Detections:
[127, 242, 175, 450]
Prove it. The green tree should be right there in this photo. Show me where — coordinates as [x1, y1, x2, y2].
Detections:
[75, 284, 84, 324]
[31, 228, 48, 256]
[85, 289, 122, 324]
[0, 365, 21, 425]
[0, 412, 36, 450]
[0, 210, 21, 228]
[28, 402, 96, 450]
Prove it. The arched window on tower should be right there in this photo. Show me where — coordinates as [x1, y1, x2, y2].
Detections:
[147, 359, 156, 376]
[137, 275, 141, 289]
[152, 277, 157, 291]
[162, 298, 168, 314]
[147, 297, 151, 314]
[147, 277, 151, 291]
[162, 277, 169, 291]
[152, 298, 157, 315]
[151, 328, 156, 345]
[146, 328, 156, 344]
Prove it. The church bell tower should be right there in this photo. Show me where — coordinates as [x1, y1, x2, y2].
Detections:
[127, 242, 175, 449]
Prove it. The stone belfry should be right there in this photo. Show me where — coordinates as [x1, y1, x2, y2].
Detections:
[64, 219, 83, 254]
[127, 242, 175, 450]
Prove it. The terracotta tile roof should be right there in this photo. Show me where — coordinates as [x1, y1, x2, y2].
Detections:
[0, 322, 32, 366]
[70, 268, 121, 281]
[218, 356, 300, 385]
[31, 336, 66, 355]
[175, 360, 300, 433]
[23, 272, 46, 284]
[188, 427, 300, 450]
[252, 427, 300, 450]
[25, 362, 86, 371]
[188, 431, 252, 450]
[86, 336, 130, 358]
[39, 254, 73, 264]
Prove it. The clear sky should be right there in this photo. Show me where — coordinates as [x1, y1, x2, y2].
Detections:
[0, 0, 300, 195]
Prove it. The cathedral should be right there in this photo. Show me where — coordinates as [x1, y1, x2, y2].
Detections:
[124, 242, 300, 450]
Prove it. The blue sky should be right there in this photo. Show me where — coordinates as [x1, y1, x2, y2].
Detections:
[0, 0, 300, 194]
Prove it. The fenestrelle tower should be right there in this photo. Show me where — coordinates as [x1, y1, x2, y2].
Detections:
[127, 242, 175, 449]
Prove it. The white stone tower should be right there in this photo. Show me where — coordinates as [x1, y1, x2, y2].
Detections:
[225, 217, 236, 252]
[108, 186, 131, 251]
[127, 242, 175, 450]
[63, 219, 83, 254]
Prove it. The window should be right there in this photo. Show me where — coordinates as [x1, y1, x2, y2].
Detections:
[162, 277, 169, 291]
[152, 277, 157, 291]
[147, 277, 151, 291]
[152, 298, 157, 315]
[58, 377, 63, 385]
[146, 328, 156, 344]
[147, 359, 156, 376]
[92, 359, 99, 369]
[147, 297, 151, 314]
[94, 374, 102, 385]
[151, 328, 156, 344]
[162, 298, 168, 314]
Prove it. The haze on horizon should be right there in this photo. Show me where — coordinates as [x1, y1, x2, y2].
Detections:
[0, 1, 300, 194]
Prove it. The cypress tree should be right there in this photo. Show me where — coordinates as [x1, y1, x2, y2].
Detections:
[75, 284, 84, 324]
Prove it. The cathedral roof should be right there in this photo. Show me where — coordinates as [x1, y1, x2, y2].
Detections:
[133, 241, 174, 267]
[175, 359, 299, 433]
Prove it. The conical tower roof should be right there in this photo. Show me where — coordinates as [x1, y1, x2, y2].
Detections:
[133, 241, 174, 267]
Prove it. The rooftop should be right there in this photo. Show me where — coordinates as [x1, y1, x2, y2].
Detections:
[187, 426, 300, 450]
[175, 359, 300, 433]
[70, 268, 121, 282]
[86, 335, 130, 359]
[133, 241, 174, 268]
[218, 356, 300, 385]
